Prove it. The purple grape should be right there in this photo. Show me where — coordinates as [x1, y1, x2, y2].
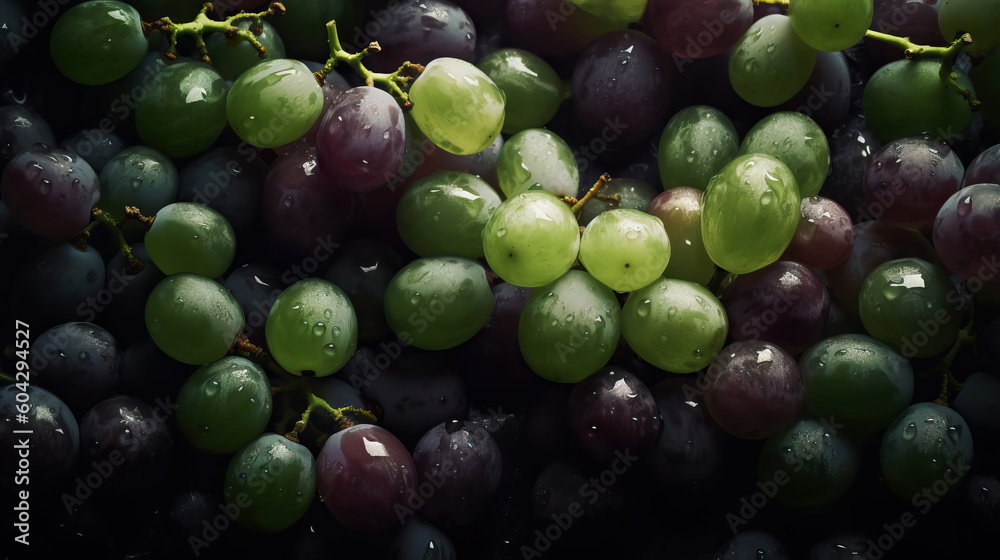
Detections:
[504, 0, 621, 57]
[316, 86, 407, 192]
[781, 196, 855, 270]
[571, 30, 671, 148]
[261, 144, 359, 255]
[361, 0, 476, 73]
[0, 384, 79, 493]
[704, 341, 803, 440]
[410, 420, 503, 526]
[59, 128, 127, 174]
[16, 242, 106, 329]
[177, 146, 268, 238]
[963, 143, 1000, 187]
[78, 394, 174, 495]
[862, 134, 964, 233]
[647, 378, 727, 496]
[643, 0, 754, 60]
[1, 147, 99, 240]
[0, 104, 56, 169]
[721, 260, 831, 356]
[822, 113, 884, 223]
[317, 424, 417, 533]
[28, 322, 122, 414]
[321, 238, 405, 345]
[932, 183, 1000, 283]
[567, 367, 660, 462]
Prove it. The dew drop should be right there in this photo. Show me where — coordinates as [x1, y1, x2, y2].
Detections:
[903, 422, 918, 441]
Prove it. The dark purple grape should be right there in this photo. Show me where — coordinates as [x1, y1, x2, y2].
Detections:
[862, 134, 964, 233]
[932, 183, 1000, 283]
[827, 220, 939, 315]
[78, 394, 174, 496]
[321, 238, 404, 345]
[448, 0, 503, 25]
[963, 143, 1000, 187]
[504, 0, 621, 57]
[822, 113, 884, 223]
[410, 420, 503, 526]
[567, 367, 660, 462]
[361, 0, 475, 73]
[222, 262, 282, 346]
[0, 384, 79, 493]
[0, 104, 56, 169]
[316, 86, 407, 192]
[952, 373, 1000, 452]
[16, 242, 106, 329]
[261, 144, 359, 255]
[177, 146, 268, 238]
[388, 516, 458, 560]
[779, 50, 852, 133]
[1, 148, 99, 240]
[28, 322, 122, 414]
[59, 128, 127, 174]
[705, 341, 804, 440]
[316, 423, 417, 533]
[781, 196, 854, 270]
[722, 260, 830, 356]
[571, 30, 671, 148]
[647, 378, 727, 496]
[643, 0, 753, 60]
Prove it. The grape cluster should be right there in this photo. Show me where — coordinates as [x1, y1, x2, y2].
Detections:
[1, 0, 1000, 559]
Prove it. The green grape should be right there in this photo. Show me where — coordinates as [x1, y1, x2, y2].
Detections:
[224, 433, 316, 533]
[739, 111, 829, 198]
[647, 187, 716, 286]
[658, 105, 740, 191]
[409, 57, 505, 155]
[176, 356, 272, 454]
[205, 20, 286, 82]
[270, 0, 365, 61]
[621, 278, 728, 373]
[496, 128, 579, 198]
[396, 171, 502, 259]
[517, 270, 621, 383]
[858, 258, 960, 358]
[482, 191, 581, 288]
[757, 418, 860, 508]
[799, 334, 914, 433]
[579, 209, 670, 293]
[144, 202, 236, 278]
[879, 403, 973, 501]
[97, 146, 178, 222]
[383, 257, 495, 350]
[226, 58, 323, 148]
[50, 1, 146, 85]
[265, 278, 358, 376]
[729, 15, 817, 107]
[145, 273, 244, 365]
[477, 48, 564, 134]
[701, 154, 801, 274]
[135, 62, 229, 158]
[788, 0, 874, 52]
[969, 47, 1000, 128]
[578, 178, 658, 227]
[567, 0, 648, 22]
[862, 58, 975, 141]
[939, 0, 1000, 54]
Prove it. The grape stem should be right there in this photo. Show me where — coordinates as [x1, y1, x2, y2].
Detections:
[0, 370, 15, 384]
[753, 0, 789, 6]
[284, 393, 376, 443]
[565, 173, 612, 214]
[314, 21, 423, 109]
[143, 2, 286, 64]
[73, 208, 145, 274]
[931, 326, 974, 406]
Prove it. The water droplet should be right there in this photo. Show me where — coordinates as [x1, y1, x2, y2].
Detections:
[313, 323, 326, 336]
[324, 308, 333, 319]
[692, 349, 703, 359]
[903, 422, 918, 441]
[625, 230, 640, 240]
[667, 306, 677, 317]
[636, 299, 652, 317]
[323, 343, 337, 355]
[496, 228, 507, 238]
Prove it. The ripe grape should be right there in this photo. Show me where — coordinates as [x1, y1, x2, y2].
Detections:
[144, 202, 236, 279]
[739, 111, 830, 198]
[938, 0, 1000, 54]
[265, 278, 358, 377]
[145, 273, 244, 365]
[27, 322, 121, 414]
[504, 0, 624, 57]
[517, 270, 621, 383]
[204, 20, 285, 81]
[579, 208, 670, 292]
[223, 433, 316, 533]
[0, 385, 79, 492]
[644, 0, 754, 60]
[657, 105, 740, 191]
[1, 148, 100, 241]
[932, 183, 1000, 282]
[383, 257, 494, 350]
[578, 178, 657, 226]
[409, 58, 505, 156]
[361, 0, 476, 73]
[80, 395, 173, 494]
[226, 58, 323, 149]
[788, 0, 874, 52]
[50, 1, 146, 85]
[702, 154, 801, 274]
[98, 146, 178, 222]
[477, 48, 564, 134]
[621, 278, 728, 373]
[134, 62, 229, 158]
[321, 239, 405, 346]
[496, 128, 579, 199]
[781, 196, 854, 270]
[729, 15, 818, 107]
[648, 187, 716, 286]
[481, 191, 581, 288]
[567, 367, 660, 462]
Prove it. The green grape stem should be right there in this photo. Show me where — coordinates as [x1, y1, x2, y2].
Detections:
[314, 21, 423, 109]
[143, 2, 286, 65]
[753, 0, 789, 6]
[932, 326, 975, 406]
[75, 208, 145, 274]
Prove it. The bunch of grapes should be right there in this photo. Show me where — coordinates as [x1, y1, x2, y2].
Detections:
[1, 0, 1000, 558]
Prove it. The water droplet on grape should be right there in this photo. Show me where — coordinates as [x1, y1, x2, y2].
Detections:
[667, 306, 677, 317]
[903, 422, 918, 441]
[636, 299, 652, 317]
[313, 323, 326, 336]
[496, 228, 507, 238]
